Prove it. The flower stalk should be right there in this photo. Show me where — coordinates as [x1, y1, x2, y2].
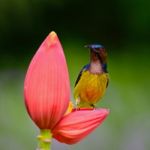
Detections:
[37, 130, 52, 150]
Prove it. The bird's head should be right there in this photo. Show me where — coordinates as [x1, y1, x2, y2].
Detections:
[85, 44, 107, 64]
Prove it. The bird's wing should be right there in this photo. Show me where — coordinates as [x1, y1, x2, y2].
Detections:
[74, 64, 90, 87]
[102, 63, 109, 88]
[106, 76, 109, 88]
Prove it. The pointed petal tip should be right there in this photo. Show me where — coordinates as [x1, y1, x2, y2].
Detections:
[49, 31, 57, 38]
[96, 108, 110, 119]
[100, 108, 110, 115]
[47, 31, 58, 45]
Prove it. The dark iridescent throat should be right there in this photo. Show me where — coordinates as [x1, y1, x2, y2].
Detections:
[90, 50, 108, 73]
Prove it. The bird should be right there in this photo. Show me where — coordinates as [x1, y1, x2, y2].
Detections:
[73, 44, 109, 108]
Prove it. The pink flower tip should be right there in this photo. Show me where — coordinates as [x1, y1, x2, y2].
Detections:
[46, 31, 58, 47]
[52, 108, 109, 144]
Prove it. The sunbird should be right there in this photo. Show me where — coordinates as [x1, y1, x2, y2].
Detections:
[74, 44, 109, 108]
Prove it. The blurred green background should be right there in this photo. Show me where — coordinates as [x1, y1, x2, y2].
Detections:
[0, 0, 150, 150]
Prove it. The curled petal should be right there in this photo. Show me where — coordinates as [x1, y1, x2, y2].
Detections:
[24, 31, 70, 129]
[52, 108, 109, 144]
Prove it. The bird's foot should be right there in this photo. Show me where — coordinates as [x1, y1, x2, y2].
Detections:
[90, 104, 96, 110]
[75, 98, 80, 108]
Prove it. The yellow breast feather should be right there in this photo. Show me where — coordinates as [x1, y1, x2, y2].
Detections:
[74, 70, 108, 107]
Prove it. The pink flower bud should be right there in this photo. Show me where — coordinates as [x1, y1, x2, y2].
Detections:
[52, 108, 109, 144]
[24, 31, 70, 129]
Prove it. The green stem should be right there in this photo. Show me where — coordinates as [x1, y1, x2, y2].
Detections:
[37, 129, 52, 150]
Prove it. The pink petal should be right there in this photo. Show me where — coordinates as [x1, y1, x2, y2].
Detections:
[24, 31, 70, 129]
[52, 108, 109, 144]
